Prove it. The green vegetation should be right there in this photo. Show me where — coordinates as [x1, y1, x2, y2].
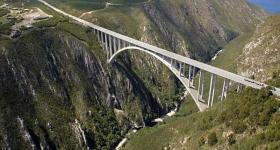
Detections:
[0, 12, 179, 149]
[124, 74, 280, 150]
[0, 21, 122, 149]
[0, 7, 12, 35]
[0, 22, 12, 35]
[208, 132, 218, 146]
[0, 0, 274, 149]
[0, 8, 9, 17]
[267, 71, 280, 87]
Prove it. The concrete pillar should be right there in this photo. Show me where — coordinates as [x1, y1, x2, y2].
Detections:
[182, 63, 186, 77]
[237, 83, 243, 92]
[197, 70, 202, 100]
[221, 79, 230, 101]
[118, 38, 121, 50]
[112, 36, 117, 55]
[105, 34, 108, 51]
[211, 75, 217, 107]
[188, 65, 192, 88]
[192, 67, 196, 85]
[179, 63, 182, 76]
[101, 32, 104, 49]
[208, 73, 216, 107]
[173, 60, 177, 69]
[122, 40, 126, 48]
[97, 30, 100, 42]
[221, 79, 226, 101]
[171, 59, 174, 68]
[104, 34, 109, 60]
[109, 35, 112, 57]
[224, 80, 229, 98]
[198, 71, 205, 102]
[201, 71, 205, 101]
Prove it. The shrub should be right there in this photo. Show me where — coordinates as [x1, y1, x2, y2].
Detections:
[0, 8, 9, 17]
[228, 134, 236, 145]
[208, 132, 218, 146]
[0, 23, 12, 35]
[231, 120, 247, 134]
[198, 136, 205, 146]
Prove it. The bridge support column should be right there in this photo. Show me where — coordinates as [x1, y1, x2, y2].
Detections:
[109, 35, 113, 58]
[180, 63, 185, 77]
[101, 32, 104, 49]
[104, 34, 109, 60]
[237, 83, 243, 93]
[96, 30, 100, 42]
[93, 29, 97, 34]
[179, 63, 183, 77]
[192, 67, 196, 85]
[197, 70, 204, 102]
[188, 65, 192, 87]
[208, 73, 216, 107]
[113, 37, 117, 54]
[173, 60, 177, 69]
[170, 59, 174, 68]
[118, 38, 121, 50]
[182, 63, 186, 77]
[221, 79, 230, 101]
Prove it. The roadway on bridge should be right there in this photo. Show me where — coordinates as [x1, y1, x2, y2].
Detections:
[38, 0, 280, 102]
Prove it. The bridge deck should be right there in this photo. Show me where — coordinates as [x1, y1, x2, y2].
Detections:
[37, 0, 280, 111]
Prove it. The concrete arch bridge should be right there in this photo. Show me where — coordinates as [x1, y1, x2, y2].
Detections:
[39, 0, 280, 111]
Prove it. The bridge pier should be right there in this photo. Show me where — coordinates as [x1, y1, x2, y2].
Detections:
[109, 35, 113, 58]
[179, 63, 182, 76]
[97, 30, 100, 42]
[237, 83, 243, 93]
[118, 38, 121, 50]
[221, 79, 230, 101]
[188, 65, 192, 87]
[182, 63, 186, 77]
[197, 70, 205, 102]
[112, 37, 116, 55]
[208, 73, 217, 107]
[100, 32, 104, 49]
[179, 63, 185, 77]
[192, 67, 196, 85]
[105, 34, 109, 59]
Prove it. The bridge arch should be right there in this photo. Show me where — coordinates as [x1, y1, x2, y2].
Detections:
[108, 46, 207, 111]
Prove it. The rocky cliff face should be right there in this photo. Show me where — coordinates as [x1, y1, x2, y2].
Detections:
[83, 0, 267, 61]
[144, 0, 267, 60]
[0, 27, 178, 149]
[0, 0, 270, 149]
[238, 14, 280, 81]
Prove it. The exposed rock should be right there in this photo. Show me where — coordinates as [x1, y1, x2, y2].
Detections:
[238, 14, 280, 81]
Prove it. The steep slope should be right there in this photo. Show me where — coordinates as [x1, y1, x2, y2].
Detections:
[0, 0, 272, 149]
[238, 14, 280, 81]
[124, 76, 280, 150]
[0, 18, 181, 149]
[142, 0, 267, 60]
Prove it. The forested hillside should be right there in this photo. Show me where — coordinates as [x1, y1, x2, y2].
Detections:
[124, 73, 280, 150]
[0, 0, 276, 149]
